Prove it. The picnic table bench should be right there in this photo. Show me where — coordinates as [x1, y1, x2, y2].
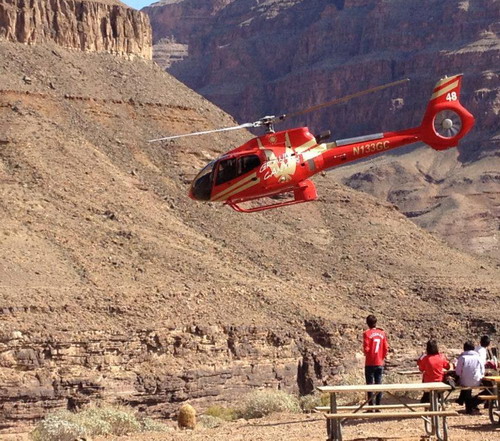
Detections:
[483, 376, 500, 424]
[317, 382, 457, 441]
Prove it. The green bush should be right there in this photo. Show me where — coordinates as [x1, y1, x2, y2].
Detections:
[239, 389, 300, 419]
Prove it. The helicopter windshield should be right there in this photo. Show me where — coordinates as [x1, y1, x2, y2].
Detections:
[190, 160, 215, 201]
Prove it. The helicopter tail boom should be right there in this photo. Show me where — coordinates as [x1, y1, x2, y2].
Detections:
[418, 74, 475, 150]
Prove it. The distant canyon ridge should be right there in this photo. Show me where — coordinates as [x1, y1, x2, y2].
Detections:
[145, 0, 500, 259]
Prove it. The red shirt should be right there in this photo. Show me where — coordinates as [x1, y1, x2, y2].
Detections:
[417, 353, 450, 383]
[363, 328, 388, 366]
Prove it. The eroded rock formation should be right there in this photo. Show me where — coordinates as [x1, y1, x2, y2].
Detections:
[0, 0, 152, 59]
[145, 0, 500, 259]
[0, 323, 349, 429]
[0, 0, 499, 432]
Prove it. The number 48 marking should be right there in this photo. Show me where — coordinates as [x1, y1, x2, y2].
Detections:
[446, 91, 457, 101]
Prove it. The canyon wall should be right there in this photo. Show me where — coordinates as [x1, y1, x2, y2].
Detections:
[0, 0, 498, 431]
[145, 0, 500, 258]
[0, 325, 341, 429]
[0, 0, 152, 59]
[146, 0, 499, 155]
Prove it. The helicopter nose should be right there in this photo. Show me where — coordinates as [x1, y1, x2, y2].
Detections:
[189, 177, 212, 201]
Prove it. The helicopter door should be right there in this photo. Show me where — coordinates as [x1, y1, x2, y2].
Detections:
[215, 157, 239, 186]
[214, 154, 261, 186]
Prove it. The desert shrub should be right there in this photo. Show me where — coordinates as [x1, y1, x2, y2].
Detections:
[334, 367, 421, 405]
[299, 393, 323, 413]
[383, 369, 421, 400]
[239, 389, 300, 419]
[338, 367, 366, 405]
[139, 417, 172, 433]
[204, 404, 238, 421]
[30, 411, 88, 441]
[77, 406, 141, 435]
[199, 414, 224, 428]
[30, 405, 149, 441]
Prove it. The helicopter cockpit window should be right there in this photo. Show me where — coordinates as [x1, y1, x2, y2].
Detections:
[215, 155, 261, 186]
[215, 157, 238, 185]
[240, 155, 261, 175]
[191, 160, 215, 201]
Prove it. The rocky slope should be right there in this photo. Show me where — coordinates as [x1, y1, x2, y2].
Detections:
[0, 0, 499, 432]
[145, 0, 500, 258]
[1, 39, 499, 430]
[0, 0, 152, 58]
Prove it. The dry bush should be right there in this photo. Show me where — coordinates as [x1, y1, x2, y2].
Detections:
[299, 393, 323, 413]
[338, 367, 366, 405]
[238, 389, 300, 419]
[139, 417, 172, 433]
[204, 404, 238, 421]
[199, 414, 224, 428]
[336, 367, 422, 405]
[30, 411, 88, 441]
[30, 405, 167, 441]
[384, 369, 421, 400]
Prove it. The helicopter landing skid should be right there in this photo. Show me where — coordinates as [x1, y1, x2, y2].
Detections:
[227, 180, 317, 213]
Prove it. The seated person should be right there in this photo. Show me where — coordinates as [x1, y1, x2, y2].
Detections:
[417, 339, 450, 403]
[475, 335, 491, 368]
[456, 341, 485, 415]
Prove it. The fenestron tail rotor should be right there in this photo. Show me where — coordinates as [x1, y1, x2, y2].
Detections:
[433, 110, 463, 138]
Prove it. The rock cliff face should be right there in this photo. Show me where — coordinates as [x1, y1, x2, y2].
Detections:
[145, 0, 500, 258]
[0, 0, 152, 59]
[1, 325, 337, 427]
[0, 0, 499, 432]
[2, 39, 498, 430]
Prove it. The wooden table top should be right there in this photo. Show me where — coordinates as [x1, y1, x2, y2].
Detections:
[484, 376, 500, 382]
[318, 382, 451, 393]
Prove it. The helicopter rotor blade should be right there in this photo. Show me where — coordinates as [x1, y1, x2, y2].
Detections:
[279, 78, 410, 123]
[148, 122, 257, 143]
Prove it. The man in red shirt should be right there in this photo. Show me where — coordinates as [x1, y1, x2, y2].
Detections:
[363, 314, 389, 407]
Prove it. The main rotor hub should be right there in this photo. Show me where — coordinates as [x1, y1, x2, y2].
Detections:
[257, 114, 287, 134]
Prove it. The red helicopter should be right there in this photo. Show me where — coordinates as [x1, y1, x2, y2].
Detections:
[150, 75, 474, 213]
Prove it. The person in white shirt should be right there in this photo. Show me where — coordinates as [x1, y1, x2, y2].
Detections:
[456, 341, 485, 414]
[475, 335, 491, 367]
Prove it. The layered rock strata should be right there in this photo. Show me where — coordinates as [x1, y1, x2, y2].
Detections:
[0, 0, 152, 59]
[0, 325, 342, 429]
[145, 0, 500, 259]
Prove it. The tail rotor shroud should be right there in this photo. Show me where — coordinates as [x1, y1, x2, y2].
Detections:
[433, 110, 463, 138]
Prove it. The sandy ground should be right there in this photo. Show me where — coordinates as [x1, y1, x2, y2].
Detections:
[108, 408, 500, 441]
[2, 405, 498, 441]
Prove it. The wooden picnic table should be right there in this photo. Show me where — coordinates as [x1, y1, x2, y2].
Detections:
[483, 376, 500, 424]
[317, 382, 456, 441]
